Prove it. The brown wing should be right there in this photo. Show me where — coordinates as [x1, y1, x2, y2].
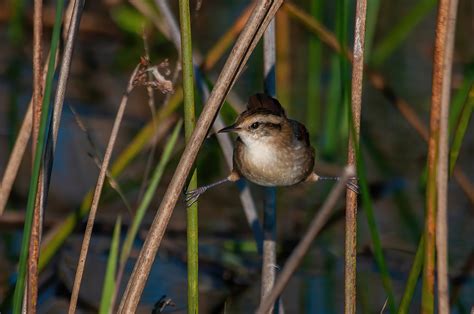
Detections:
[289, 119, 311, 146]
[247, 93, 286, 117]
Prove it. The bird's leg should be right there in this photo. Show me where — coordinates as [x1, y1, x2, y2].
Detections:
[306, 173, 359, 194]
[185, 171, 240, 207]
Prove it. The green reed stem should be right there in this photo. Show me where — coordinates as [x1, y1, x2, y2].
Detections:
[179, 0, 198, 312]
[449, 84, 474, 174]
[448, 65, 474, 133]
[119, 121, 182, 267]
[12, 1, 64, 312]
[356, 150, 398, 313]
[398, 235, 425, 314]
[99, 216, 121, 314]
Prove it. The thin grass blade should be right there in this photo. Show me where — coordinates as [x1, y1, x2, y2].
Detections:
[449, 84, 474, 174]
[99, 216, 121, 314]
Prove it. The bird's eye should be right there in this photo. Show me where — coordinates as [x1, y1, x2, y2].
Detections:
[250, 122, 260, 129]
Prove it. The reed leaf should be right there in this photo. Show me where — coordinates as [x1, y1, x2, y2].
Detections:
[119, 120, 182, 269]
[449, 84, 474, 174]
[99, 216, 121, 314]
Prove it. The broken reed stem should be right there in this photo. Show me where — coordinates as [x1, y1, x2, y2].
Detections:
[345, 0, 367, 313]
[117, 2, 283, 312]
[260, 17, 278, 314]
[283, 2, 474, 206]
[257, 167, 355, 314]
[67, 65, 140, 314]
[177, 0, 199, 312]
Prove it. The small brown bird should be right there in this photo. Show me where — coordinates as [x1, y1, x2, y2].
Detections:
[185, 93, 357, 205]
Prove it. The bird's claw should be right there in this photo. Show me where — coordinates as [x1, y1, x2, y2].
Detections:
[346, 177, 359, 194]
[184, 186, 207, 207]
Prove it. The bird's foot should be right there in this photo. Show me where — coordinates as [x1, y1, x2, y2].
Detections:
[346, 177, 359, 194]
[184, 186, 208, 207]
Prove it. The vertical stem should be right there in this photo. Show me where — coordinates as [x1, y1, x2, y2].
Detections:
[435, 0, 457, 313]
[345, 0, 367, 313]
[261, 17, 278, 314]
[32, 0, 43, 160]
[422, 0, 453, 312]
[178, 0, 198, 313]
[264, 19, 279, 311]
[27, 1, 43, 311]
[399, 235, 425, 313]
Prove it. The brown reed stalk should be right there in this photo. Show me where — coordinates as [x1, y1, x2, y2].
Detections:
[422, 0, 456, 312]
[117, 1, 284, 312]
[31, 0, 43, 160]
[257, 166, 355, 313]
[68, 64, 140, 314]
[26, 0, 43, 309]
[436, 0, 458, 313]
[345, 0, 367, 312]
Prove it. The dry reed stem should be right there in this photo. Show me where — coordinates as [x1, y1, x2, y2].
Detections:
[27, 1, 44, 307]
[0, 105, 32, 215]
[345, 0, 367, 313]
[257, 166, 355, 314]
[422, 0, 451, 312]
[283, 1, 474, 206]
[118, 2, 283, 311]
[0, 48, 61, 216]
[68, 65, 140, 314]
[32, 0, 43, 161]
[51, 0, 84, 148]
[436, 0, 458, 313]
[27, 2, 84, 312]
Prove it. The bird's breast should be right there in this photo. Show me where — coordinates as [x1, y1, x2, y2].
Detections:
[234, 138, 314, 186]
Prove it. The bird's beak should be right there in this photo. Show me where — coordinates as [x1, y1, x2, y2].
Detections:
[218, 124, 240, 133]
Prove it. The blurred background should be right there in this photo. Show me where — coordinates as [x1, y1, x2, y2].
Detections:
[0, 0, 473, 312]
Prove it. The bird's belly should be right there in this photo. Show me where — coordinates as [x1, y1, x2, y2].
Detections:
[235, 143, 314, 186]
